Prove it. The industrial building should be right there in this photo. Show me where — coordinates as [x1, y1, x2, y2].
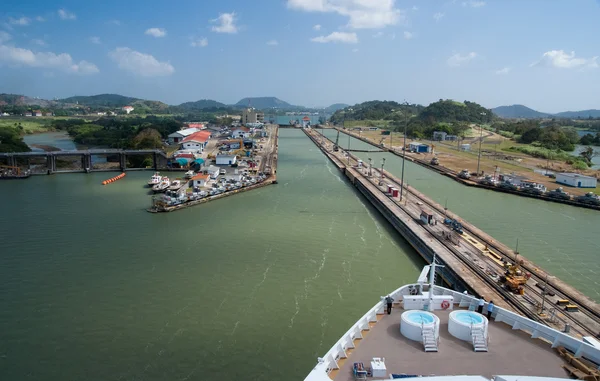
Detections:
[409, 142, 431, 153]
[556, 173, 597, 188]
[241, 108, 264, 124]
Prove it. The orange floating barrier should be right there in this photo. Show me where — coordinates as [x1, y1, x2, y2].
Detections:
[102, 172, 126, 185]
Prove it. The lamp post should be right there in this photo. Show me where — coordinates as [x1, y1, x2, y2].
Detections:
[476, 112, 487, 176]
[380, 157, 386, 185]
[347, 133, 351, 165]
[400, 111, 408, 201]
[368, 157, 372, 177]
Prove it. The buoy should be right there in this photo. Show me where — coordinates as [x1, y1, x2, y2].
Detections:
[102, 172, 126, 185]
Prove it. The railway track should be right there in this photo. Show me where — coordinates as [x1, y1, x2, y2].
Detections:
[309, 129, 600, 335]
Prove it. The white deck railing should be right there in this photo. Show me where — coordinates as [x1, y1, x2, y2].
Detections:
[304, 284, 600, 381]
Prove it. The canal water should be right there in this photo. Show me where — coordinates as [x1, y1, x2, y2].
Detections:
[23, 131, 108, 164]
[0, 129, 421, 380]
[321, 128, 600, 302]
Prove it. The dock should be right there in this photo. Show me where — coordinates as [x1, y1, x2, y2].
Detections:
[304, 127, 600, 339]
[337, 128, 600, 211]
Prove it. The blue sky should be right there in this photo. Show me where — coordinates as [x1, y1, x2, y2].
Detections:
[1, 0, 599, 112]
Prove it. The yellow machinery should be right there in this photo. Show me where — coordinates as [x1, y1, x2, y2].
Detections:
[499, 259, 531, 294]
[0, 165, 23, 176]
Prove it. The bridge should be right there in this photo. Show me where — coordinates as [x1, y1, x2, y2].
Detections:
[0, 149, 169, 174]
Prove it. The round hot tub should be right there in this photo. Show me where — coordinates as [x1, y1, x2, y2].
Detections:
[400, 310, 440, 342]
[448, 310, 488, 341]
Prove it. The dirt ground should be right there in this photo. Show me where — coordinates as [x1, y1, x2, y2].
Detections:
[344, 127, 599, 197]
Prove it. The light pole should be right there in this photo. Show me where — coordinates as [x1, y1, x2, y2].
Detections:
[380, 157, 386, 185]
[476, 112, 487, 176]
[347, 133, 351, 165]
[400, 111, 408, 201]
[368, 157, 372, 177]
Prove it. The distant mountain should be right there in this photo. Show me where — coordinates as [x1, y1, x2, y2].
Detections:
[330, 100, 424, 124]
[324, 103, 350, 113]
[235, 97, 293, 109]
[492, 104, 600, 119]
[554, 109, 600, 118]
[0, 93, 57, 107]
[419, 100, 493, 123]
[59, 94, 139, 107]
[491, 105, 550, 119]
[178, 99, 229, 110]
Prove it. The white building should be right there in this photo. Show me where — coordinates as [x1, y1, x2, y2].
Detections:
[168, 127, 202, 144]
[122, 106, 134, 114]
[206, 165, 220, 179]
[180, 131, 211, 152]
[242, 108, 264, 124]
[556, 173, 597, 188]
[433, 131, 447, 141]
[191, 173, 210, 188]
[460, 144, 471, 152]
[231, 127, 251, 139]
[216, 155, 237, 166]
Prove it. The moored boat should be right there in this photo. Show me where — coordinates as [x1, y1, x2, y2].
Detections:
[168, 179, 185, 191]
[152, 176, 170, 193]
[147, 172, 161, 187]
[184, 170, 195, 179]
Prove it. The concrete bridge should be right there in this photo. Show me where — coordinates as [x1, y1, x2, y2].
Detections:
[0, 149, 169, 174]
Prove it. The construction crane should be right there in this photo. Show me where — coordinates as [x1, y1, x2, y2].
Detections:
[333, 130, 340, 152]
[0, 165, 23, 176]
[499, 259, 531, 294]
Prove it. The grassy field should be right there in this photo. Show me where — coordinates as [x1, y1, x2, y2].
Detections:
[343, 120, 391, 128]
[0, 118, 53, 133]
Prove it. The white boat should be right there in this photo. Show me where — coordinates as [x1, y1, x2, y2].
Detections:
[152, 176, 170, 193]
[168, 179, 185, 191]
[184, 170, 195, 179]
[147, 172, 161, 187]
[305, 261, 600, 381]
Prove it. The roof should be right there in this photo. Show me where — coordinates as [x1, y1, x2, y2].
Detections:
[182, 131, 211, 143]
[216, 154, 236, 159]
[169, 127, 201, 138]
[557, 172, 596, 180]
[302, 116, 311, 120]
[410, 142, 429, 146]
[123, 106, 134, 109]
[233, 127, 250, 132]
[186, 123, 205, 128]
[191, 174, 209, 180]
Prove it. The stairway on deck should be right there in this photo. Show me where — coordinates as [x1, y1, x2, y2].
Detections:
[422, 326, 438, 352]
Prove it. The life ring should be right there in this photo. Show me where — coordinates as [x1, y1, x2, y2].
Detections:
[441, 300, 450, 309]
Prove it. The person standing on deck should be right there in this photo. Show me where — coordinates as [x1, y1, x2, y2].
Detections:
[385, 295, 394, 314]
[478, 297, 485, 313]
[487, 301, 494, 320]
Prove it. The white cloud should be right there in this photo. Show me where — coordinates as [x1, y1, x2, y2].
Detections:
[109, 47, 174, 77]
[433, 12, 444, 21]
[403, 31, 413, 40]
[447, 52, 477, 66]
[190, 37, 208, 47]
[9, 17, 31, 26]
[31, 39, 46, 46]
[58, 9, 76, 20]
[310, 31, 358, 44]
[108, 19, 121, 26]
[531, 50, 598, 69]
[352, 48, 359, 53]
[495, 67, 510, 75]
[145, 28, 167, 38]
[0, 44, 98, 74]
[35, 16, 45, 22]
[0, 31, 11, 44]
[313, 24, 322, 31]
[462, 1, 486, 7]
[373, 31, 383, 38]
[287, 0, 405, 29]
[267, 39, 279, 46]
[211, 12, 238, 34]
[89, 36, 101, 44]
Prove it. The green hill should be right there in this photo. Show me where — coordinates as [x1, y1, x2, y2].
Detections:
[59, 94, 139, 107]
[178, 99, 229, 110]
[419, 99, 494, 123]
[234, 97, 293, 109]
[491, 105, 550, 118]
[330, 101, 424, 124]
[554, 109, 600, 118]
[324, 103, 350, 113]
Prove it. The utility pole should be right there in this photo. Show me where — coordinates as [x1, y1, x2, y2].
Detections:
[368, 157, 372, 177]
[476, 112, 487, 176]
[539, 273, 549, 315]
[347, 133, 351, 165]
[400, 109, 408, 201]
[380, 157, 386, 185]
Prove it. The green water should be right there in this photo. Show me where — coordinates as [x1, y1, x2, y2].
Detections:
[321, 128, 600, 301]
[0, 129, 421, 380]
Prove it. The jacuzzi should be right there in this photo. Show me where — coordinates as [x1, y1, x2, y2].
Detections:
[400, 310, 440, 342]
[448, 310, 488, 341]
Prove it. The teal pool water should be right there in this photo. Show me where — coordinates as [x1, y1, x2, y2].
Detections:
[405, 311, 435, 324]
[453, 311, 484, 325]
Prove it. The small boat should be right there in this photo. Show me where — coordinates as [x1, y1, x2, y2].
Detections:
[152, 176, 170, 193]
[184, 170, 195, 179]
[458, 169, 471, 179]
[168, 179, 185, 191]
[147, 172, 161, 187]
[430, 157, 439, 165]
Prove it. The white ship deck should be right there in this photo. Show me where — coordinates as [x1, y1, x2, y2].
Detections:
[331, 306, 568, 381]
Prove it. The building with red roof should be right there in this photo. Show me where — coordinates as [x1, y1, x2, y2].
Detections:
[181, 131, 212, 152]
[301, 116, 311, 128]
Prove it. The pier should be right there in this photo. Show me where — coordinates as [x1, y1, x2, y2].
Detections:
[337, 128, 600, 211]
[0, 149, 169, 174]
[304, 127, 600, 339]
